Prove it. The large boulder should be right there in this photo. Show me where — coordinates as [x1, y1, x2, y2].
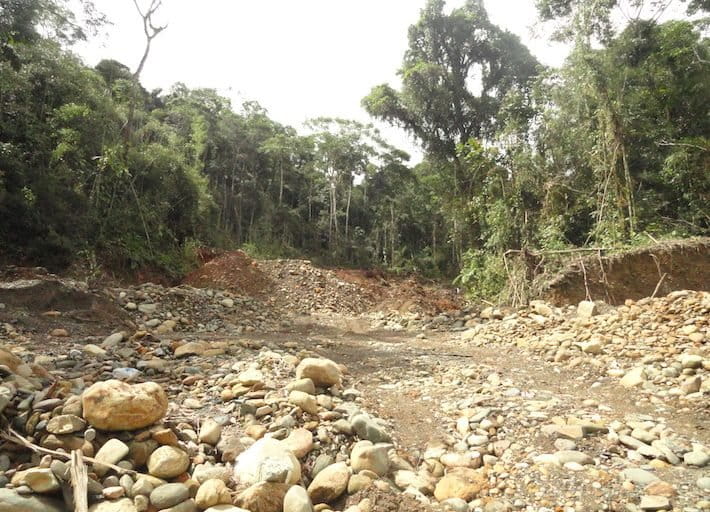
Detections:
[295, 358, 342, 387]
[234, 438, 301, 486]
[82, 380, 168, 431]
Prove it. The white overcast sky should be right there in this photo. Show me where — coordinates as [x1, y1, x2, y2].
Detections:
[75, 1, 570, 160]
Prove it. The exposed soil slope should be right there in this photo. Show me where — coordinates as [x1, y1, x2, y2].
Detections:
[543, 238, 710, 305]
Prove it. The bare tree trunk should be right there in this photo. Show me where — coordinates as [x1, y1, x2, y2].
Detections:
[132, 0, 167, 80]
[390, 203, 396, 267]
[345, 184, 352, 239]
[278, 161, 284, 206]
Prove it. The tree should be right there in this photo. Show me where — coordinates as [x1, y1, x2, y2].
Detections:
[363, 0, 539, 162]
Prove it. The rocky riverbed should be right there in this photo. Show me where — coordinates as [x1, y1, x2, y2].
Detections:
[0, 273, 707, 512]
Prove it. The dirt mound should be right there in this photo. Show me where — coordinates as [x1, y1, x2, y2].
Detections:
[183, 251, 463, 316]
[0, 277, 131, 336]
[336, 271, 461, 314]
[542, 238, 710, 306]
[258, 259, 373, 314]
[183, 250, 274, 297]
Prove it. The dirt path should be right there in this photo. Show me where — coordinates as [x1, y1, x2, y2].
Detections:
[276, 316, 709, 449]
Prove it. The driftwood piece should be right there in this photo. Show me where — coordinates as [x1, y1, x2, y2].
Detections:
[70, 449, 88, 512]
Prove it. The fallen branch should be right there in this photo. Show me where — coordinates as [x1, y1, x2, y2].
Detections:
[70, 450, 88, 512]
[1, 428, 138, 476]
[651, 273, 668, 300]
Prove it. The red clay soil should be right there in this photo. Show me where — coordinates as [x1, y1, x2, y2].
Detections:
[183, 250, 274, 297]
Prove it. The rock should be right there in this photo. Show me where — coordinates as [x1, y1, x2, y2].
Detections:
[234, 438, 301, 486]
[282, 428, 314, 458]
[204, 507, 249, 512]
[348, 473, 373, 494]
[193, 463, 232, 484]
[577, 301, 597, 318]
[350, 441, 391, 476]
[295, 358, 342, 387]
[620, 367, 646, 388]
[351, 414, 391, 443]
[680, 354, 703, 369]
[531, 301, 553, 317]
[286, 379, 316, 395]
[174, 342, 207, 358]
[103, 487, 126, 499]
[147, 446, 190, 479]
[50, 328, 69, 337]
[307, 461, 350, 504]
[283, 485, 314, 512]
[83, 344, 107, 357]
[160, 498, 196, 512]
[681, 376, 702, 395]
[555, 450, 594, 465]
[441, 498, 468, 512]
[102, 332, 125, 347]
[195, 479, 232, 509]
[82, 380, 168, 431]
[697, 476, 710, 491]
[434, 467, 487, 501]
[639, 495, 671, 511]
[24, 468, 61, 493]
[88, 499, 138, 512]
[199, 419, 222, 445]
[622, 468, 660, 486]
[138, 303, 157, 314]
[46, 414, 86, 434]
[288, 390, 318, 415]
[0, 488, 65, 512]
[684, 451, 709, 467]
[645, 481, 676, 497]
[393, 470, 434, 494]
[150, 483, 190, 509]
[95, 438, 130, 476]
[235, 482, 289, 512]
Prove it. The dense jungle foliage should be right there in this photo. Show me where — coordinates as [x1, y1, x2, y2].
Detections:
[0, 0, 708, 295]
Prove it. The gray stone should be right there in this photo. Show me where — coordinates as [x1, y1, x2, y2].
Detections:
[639, 495, 671, 511]
[283, 485, 313, 512]
[0, 489, 65, 512]
[555, 450, 594, 465]
[441, 498, 468, 512]
[351, 414, 392, 443]
[138, 304, 157, 314]
[102, 332, 125, 348]
[150, 483, 190, 509]
[622, 468, 660, 486]
[311, 454, 334, 478]
[684, 451, 709, 467]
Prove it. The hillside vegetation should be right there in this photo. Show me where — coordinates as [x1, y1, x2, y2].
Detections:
[0, 0, 708, 297]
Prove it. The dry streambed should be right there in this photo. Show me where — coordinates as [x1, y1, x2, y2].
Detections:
[0, 284, 707, 512]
